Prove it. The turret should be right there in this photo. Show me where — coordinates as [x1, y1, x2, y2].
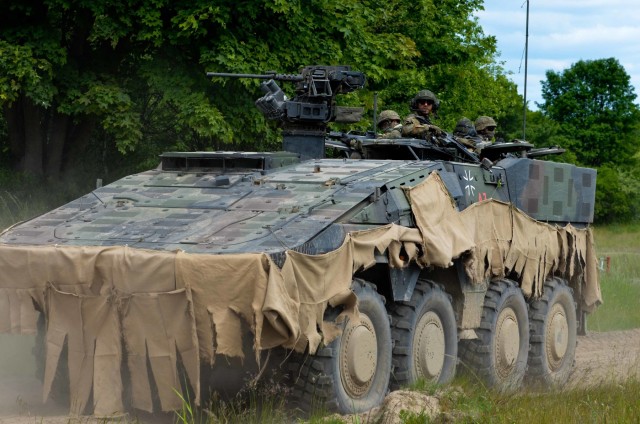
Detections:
[208, 65, 366, 159]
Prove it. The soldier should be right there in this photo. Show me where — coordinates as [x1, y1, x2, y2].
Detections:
[402, 90, 443, 138]
[475, 116, 497, 142]
[377, 110, 402, 139]
[453, 117, 480, 150]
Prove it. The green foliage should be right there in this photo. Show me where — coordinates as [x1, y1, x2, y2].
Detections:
[397, 409, 432, 423]
[538, 58, 640, 224]
[539, 58, 640, 167]
[594, 165, 640, 223]
[0, 40, 53, 105]
[0, 0, 522, 180]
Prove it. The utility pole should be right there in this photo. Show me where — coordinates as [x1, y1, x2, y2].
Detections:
[523, 0, 530, 140]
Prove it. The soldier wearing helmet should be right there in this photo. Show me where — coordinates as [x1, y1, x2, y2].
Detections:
[377, 110, 402, 139]
[402, 90, 444, 138]
[453, 117, 481, 150]
[475, 116, 497, 142]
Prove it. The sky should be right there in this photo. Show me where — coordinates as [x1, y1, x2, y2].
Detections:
[476, 0, 640, 109]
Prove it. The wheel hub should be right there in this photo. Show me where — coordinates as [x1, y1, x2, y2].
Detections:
[495, 307, 520, 378]
[414, 311, 445, 380]
[546, 302, 569, 370]
[341, 314, 377, 397]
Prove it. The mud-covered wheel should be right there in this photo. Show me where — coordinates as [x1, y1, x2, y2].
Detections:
[289, 279, 391, 414]
[389, 280, 457, 389]
[459, 279, 529, 391]
[526, 277, 577, 388]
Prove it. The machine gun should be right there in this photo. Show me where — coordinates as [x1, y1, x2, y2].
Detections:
[208, 65, 366, 160]
[207, 65, 365, 123]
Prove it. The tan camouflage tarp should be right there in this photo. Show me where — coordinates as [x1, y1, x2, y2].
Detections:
[0, 171, 600, 415]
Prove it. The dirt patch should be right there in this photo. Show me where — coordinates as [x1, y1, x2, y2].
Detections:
[568, 329, 640, 388]
[0, 330, 638, 423]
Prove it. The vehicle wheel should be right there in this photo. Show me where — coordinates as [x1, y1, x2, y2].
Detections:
[389, 280, 457, 389]
[526, 277, 577, 388]
[459, 279, 529, 392]
[288, 279, 392, 414]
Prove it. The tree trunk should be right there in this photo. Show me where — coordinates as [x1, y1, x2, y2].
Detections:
[45, 111, 69, 179]
[3, 100, 26, 170]
[63, 116, 97, 173]
[21, 99, 44, 177]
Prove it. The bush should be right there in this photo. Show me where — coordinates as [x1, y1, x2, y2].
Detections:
[594, 165, 640, 223]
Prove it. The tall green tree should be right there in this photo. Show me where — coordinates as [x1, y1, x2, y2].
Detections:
[539, 58, 640, 167]
[0, 0, 232, 179]
[0, 0, 520, 180]
[539, 58, 640, 223]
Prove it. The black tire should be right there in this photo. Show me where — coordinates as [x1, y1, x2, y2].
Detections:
[526, 277, 577, 388]
[288, 279, 392, 414]
[389, 280, 457, 389]
[459, 279, 529, 392]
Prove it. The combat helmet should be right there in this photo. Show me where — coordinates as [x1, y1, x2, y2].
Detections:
[475, 116, 497, 132]
[410, 90, 440, 111]
[377, 110, 401, 126]
[454, 117, 476, 137]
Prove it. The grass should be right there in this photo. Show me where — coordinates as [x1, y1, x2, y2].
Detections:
[589, 224, 640, 331]
[435, 378, 640, 423]
[174, 376, 291, 424]
[0, 170, 98, 230]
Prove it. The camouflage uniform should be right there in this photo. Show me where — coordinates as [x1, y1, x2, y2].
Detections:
[377, 110, 402, 139]
[402, 90, 443, 138]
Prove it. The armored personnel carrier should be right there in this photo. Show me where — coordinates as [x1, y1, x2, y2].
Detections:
[0, 66, 600, 416]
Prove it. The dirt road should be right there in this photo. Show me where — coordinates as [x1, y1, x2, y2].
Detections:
[0, 330, 638, 423]
[567, 328, 640, 387]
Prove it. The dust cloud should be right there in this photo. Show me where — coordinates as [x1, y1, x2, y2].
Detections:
[0, 334, 67, 419]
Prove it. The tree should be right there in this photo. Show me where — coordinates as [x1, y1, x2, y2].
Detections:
[538, 58, 640, 223]
[0, 0, 520, 181]
[539, 58, 640, 167]
[0, 0, 232, 179]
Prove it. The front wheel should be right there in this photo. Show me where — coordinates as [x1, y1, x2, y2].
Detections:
[526, 277, 577, 388]
[288, 279, 392, 414]
[459, 279, 529, 392]
[389, 280, 457, 389]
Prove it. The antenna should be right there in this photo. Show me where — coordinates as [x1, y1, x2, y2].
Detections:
[372, 92, 378, 134]
[523, 0, 530, 140]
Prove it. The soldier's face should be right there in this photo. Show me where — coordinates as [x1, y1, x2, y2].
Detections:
[481, 126, 496, 138]
[416, 99, 433, 116]
[381, 119, 400, 130]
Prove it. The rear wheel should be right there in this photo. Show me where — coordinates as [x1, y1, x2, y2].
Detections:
[389, 280, 457, 389]
[526, 277, 577, 388]
[288, 279, 392, 414]
[459, 279, 529, 391]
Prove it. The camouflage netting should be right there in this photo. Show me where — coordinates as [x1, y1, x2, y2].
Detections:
[405, 172, 601, 307]
[0, 172, 600, 415]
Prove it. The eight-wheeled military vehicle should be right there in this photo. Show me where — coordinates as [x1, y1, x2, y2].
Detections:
[0, 65, 600, 416]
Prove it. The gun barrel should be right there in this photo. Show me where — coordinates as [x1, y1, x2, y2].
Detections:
[207, 72, 273, 79]
[207, 72, 304, 82]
